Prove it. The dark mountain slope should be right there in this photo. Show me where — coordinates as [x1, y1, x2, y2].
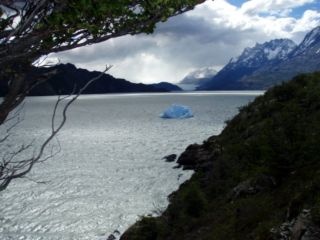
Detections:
[150, 82, 182, 91]
[29, 64, 167, 96]
[121, 72, 320, 240]
[197, 39, 297, 90]
[0, 64, 181, 97]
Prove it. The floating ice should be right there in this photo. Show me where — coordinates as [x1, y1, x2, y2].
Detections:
[160, 104, 193, 119]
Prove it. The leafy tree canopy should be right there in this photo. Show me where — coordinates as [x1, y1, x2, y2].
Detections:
[0, 0, 205, 123]
[0, 0, 204, 65]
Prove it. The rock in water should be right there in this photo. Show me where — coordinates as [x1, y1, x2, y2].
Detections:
[160, 104, 193, 119]
[163, 154, 177, 162]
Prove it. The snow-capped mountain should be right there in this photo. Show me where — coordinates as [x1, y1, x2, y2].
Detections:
[229, 39, 296, 68]
[241, 26, 320, 89]
[290, 26, 320, 57]
[198, 26, 320, 90]
[181, 67, 217, 84]
[179, 67, 217, 90]
[197, 39, 297, 90]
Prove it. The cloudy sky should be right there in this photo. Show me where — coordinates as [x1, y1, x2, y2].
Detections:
[53, 0, 320, 84]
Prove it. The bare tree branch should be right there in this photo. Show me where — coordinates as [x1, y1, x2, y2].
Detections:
[0, 0, 205, 191]
[0, 65, 112, 191]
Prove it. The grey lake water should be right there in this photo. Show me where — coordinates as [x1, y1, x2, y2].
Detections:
[0, 91, 262, 240]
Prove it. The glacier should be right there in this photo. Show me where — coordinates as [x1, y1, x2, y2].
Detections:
[160, 104, 193, 119]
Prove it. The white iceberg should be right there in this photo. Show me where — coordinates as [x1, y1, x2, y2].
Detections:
[160, 104, 193, 119]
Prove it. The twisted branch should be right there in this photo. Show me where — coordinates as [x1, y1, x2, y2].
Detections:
[0, 65, 112, 191]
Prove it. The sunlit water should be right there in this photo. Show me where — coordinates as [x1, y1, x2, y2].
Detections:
[0, 92, 262, 240]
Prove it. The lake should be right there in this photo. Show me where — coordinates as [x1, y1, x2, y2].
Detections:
[0, 91, 262, 240]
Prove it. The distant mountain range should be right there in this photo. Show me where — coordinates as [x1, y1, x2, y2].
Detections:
[179, 67, 217, 90]
[150, 82, 182, 92]
[3, 26, 319, 95]
[195, 26, 320, 90]
[0, 63, 182, 97]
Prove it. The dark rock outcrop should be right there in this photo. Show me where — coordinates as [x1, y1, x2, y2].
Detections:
[162, 154, 177, 162]
[227, 174, 277, 201]
[106, 230, 120, 240]
[177, 137, 222, 171]
[271, 209, 320, 240]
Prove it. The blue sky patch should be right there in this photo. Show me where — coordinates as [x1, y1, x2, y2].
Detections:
[290, 2, 320, 18]
[226, 0, 243, 7]
[226, 0, 320, 19]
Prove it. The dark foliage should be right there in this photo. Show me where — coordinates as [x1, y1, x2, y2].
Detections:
[121, 72, 320, 240]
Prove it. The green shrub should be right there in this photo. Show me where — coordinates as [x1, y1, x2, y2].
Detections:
[183, 183, 208, 218]
[312, 196, 320, 224]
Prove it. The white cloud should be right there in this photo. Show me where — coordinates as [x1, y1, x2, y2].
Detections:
[55, 0, 320, 84]
[292, 10, 320, 32]
[193, 0, 319, 41]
